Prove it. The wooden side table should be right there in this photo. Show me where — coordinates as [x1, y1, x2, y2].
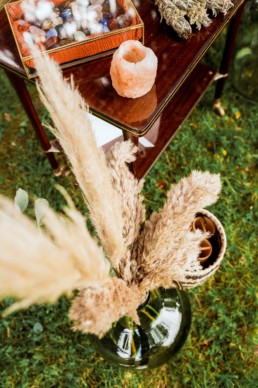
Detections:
[0, 0, 246, 178]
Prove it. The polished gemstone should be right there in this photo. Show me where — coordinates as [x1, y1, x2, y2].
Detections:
[108, 17, 118, 31]
[29, 25, 46, 37]
[99, 17, 108, 26]
[102, 25, 110, 33]
[89, 0, 105, 5]
[60, 8, 72, 21]
[54, 24, 64, 35]
[45, 36, 58, 49]
[42, 18, 52, 30]
[46, 28, 58, 39]
[74, 31, 86, 41]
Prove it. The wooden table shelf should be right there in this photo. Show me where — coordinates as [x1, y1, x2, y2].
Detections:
[0, 0, 246, 177]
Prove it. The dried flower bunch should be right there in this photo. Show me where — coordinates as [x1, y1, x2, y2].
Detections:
[155, 0, 234, 39]
[0, 49, 226, 338]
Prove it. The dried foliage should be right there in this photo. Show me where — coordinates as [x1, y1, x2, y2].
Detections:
[155, 0, 234, 38]
[33, 47, 126, 271]
[155, 0, 192, 39]
[207, 0, 234, 16]
[188, 0, 211, 30]
[106, 141, 146, 282]
[69, 277, 144, 337]
[133, 171, 221, 290]
[0, 194, 110, 316]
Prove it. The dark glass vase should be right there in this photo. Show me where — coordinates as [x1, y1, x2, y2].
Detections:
[90, 287, 191, 369]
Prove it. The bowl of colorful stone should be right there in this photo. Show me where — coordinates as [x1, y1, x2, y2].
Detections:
[5, 0, 144, 77]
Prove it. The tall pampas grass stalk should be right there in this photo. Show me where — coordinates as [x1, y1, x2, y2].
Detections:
[0, 194, 110, 316]
[32, 47, 126, 271]
[106, 141, 146, 283]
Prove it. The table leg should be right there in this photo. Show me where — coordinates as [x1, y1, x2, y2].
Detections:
[213, 1, 246, 116]
[4, 69, 58, 169]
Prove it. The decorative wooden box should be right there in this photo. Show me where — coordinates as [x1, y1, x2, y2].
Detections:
[5, 0, 144, 78]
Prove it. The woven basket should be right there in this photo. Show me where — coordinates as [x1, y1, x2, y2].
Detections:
[181, 209, 227, 289]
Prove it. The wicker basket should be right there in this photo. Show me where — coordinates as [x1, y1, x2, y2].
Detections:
[181, 209, 227, 289]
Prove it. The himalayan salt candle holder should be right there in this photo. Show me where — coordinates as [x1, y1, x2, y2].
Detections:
[110, 40, 158, 98]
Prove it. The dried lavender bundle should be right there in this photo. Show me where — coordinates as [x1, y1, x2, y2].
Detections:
[32, 47, 126, 270]
[155, 0, 192, 39]
[0, 194, 110, 316]
[171, 0, 193, 12]
[69, 277, 144, 337]
[106, 141, 146, 283]
[187, 0, 211, 30]
[207, 0, 234, 16]
[156, 0, 234, 37]
[135, 171, 221, 291]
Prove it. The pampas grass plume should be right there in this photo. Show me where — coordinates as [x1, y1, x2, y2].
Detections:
[0, 194, 110, 315]
[32, 47, 126, 271]
[69, 277, 144, 337]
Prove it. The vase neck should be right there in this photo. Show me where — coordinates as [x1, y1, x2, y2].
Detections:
[137, 291, 150, 310]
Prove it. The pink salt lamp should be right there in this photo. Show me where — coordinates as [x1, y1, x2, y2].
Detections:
[110, 40, 158, 99]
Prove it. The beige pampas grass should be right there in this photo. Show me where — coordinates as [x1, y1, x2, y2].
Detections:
[32, 47, 126, 271]
[0, 194, 110, 315]
[106, 141, 146, 282]
[69, 277, 144, 337]
[135, 171, 221, 290]
[140, 229, 206, 290]
[0, 49, 227, 338]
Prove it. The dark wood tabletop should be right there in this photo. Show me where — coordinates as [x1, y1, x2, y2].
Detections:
[0, 0, 246, 178]
[0, 0, 244, 136]
[65, 0, 244, 135]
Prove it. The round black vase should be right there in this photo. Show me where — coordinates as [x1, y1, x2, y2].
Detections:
[90, 287, 191, 369]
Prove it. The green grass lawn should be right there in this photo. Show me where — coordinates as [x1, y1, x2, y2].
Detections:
[0, 41, 257, 387]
